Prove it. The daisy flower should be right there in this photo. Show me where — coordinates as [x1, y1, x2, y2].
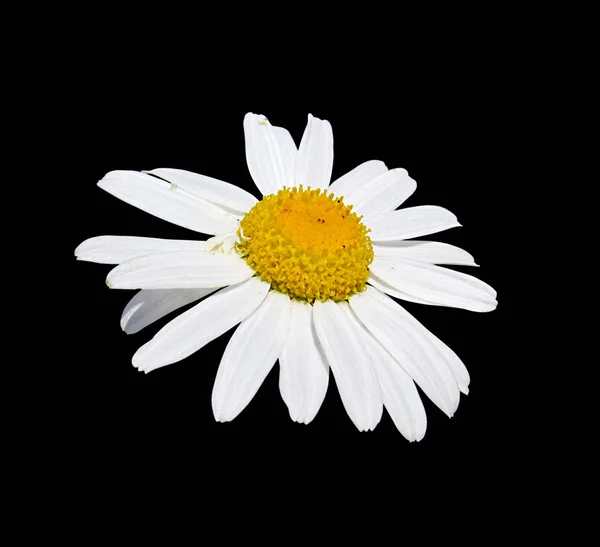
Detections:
[75, 113, 497, 440]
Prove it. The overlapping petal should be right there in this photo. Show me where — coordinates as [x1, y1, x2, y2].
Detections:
[358, 325, 427, 441]
[98, 171, 238, 235]
[368, 205, 461, 242]
[294, 114, 333, 190]
[328, 160, 388, 197]
[132, 277, 271, 373]
[368, 272, 435, 306]
[370, 257, 497, 312]
[373, 240, 478, 267]
[279, 301, 329, 424]
[349, 285, 461, 417]
[244, 113, 297, 195]
[106, 250, 255, 290]
[360, 286, 471, 395]
[75, 236, 212, 265]
[212, 291, 291, 422]
[313, 300, 382, 431]
[121, 288, 219, 334]
[344, 168, 416, 219]
[146, 168, 258, 215]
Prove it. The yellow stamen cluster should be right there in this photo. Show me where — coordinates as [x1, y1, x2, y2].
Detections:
[237, 186, 374, 302]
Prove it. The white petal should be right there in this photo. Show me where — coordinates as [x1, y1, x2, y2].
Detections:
[98, 171, 238, 235]
[212, 291, 291, 422]
[363, 284, 470, 395]
[244, 113, 297, 195]
[344, 168, 416, 219]
[359, 326, 427, 441]
[368, 205, 461, 242]
[328, 160, 388, 198]
[272, 126, 297, 185]
[132, 277, 270, 373]
[349, 285, 460, 417]
[312, 300, 382, 431]
[146, 168, 258, 215]
[294, 114, 333, 190]
[368, 273, 435, 306]
[373, 240, 478, 267]
[121, 288, 219, 334]
[279, 300, 329, 424]
[106, 250, 255, 290]
[75, 235, 213, 265]
[370, 257, 497, 313]
[382, 299, 471, 396]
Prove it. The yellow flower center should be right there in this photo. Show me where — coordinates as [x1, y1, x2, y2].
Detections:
[237, 186, 374, 302]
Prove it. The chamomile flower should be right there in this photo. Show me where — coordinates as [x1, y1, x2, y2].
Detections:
[75, 113, 497, 440]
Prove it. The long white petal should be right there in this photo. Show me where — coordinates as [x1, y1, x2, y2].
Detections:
[328, 160, 388, 198]
[379, 295, 471, 395]
[75, 235, 214, 265]
[121, 288, 219, 334]
[359, 325, 427, 441]
[212, 291, 291, 422]
[279, 300, 329, 424]
[349, 285, 460, 417]
[373, 240, 478, 267]
[272, 126, 297, 186]
[368, 205, 461, 242]
[370, 257, 497, 313]
[368, 273, 435, 306]
[106, 250, 255, 290]
[132, 277, 270, 373]
[344, 168, 416, 219]
[98, 171, 238, 235]
[363, 285, 470, 394]
[244, 113, 297, 195]
[294, 114, 333, 190]
[146, 168, 258, 214]
[312, 300, 382, 432]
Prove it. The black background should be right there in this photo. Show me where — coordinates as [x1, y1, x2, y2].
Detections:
[56, 37, 526, 489]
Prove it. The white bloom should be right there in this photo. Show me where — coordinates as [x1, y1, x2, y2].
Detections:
[75, 113, 497, 441]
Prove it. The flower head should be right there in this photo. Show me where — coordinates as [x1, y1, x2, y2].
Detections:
[75, 113, 497, 440]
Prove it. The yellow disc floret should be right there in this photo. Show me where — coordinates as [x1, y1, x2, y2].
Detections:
[237, 186, 374, 302]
